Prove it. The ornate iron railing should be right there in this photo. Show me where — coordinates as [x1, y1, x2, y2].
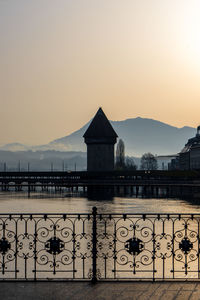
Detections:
[1, 208, 200, 281]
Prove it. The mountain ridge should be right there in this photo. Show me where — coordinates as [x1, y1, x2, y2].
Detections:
[0, 117, 196, 156]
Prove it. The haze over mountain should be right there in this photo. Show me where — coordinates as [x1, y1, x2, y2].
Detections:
[0, 117, 196, 156]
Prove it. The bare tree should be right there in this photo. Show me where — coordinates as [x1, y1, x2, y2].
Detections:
[115, 139, 125, 169]
[140, 153, 158, 170]
[125, 156, 137, 170]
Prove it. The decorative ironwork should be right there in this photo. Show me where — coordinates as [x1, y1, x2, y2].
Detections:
[179, 237, 193, 254]
[0, 209, 200, 281]
[0, 238, 11, 255]
[45, 237, 64, 255]
[125, 237, 144, 256]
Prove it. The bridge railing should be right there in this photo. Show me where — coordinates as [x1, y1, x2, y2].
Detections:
[0, 208, 200, 281]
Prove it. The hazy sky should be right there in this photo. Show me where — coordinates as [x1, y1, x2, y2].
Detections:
[1, 0, 200, 145]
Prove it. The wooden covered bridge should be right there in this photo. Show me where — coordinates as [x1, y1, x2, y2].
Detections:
[1, 170, 200, 198]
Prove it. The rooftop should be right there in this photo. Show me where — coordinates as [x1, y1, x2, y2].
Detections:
[181, 126, 200, 153]
[83, 108, 118, 138]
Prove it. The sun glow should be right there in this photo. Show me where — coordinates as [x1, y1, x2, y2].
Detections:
[178, 2, 200, 69]
[1, 0, 200, 145]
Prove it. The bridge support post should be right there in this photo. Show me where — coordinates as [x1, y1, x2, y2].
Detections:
[151, 186, 154, 196]
[166, 187, 169, 197]
[130, 186, 133, 195]
[136, 186, 139, 197]
[28, 183, 30, 198]
[123, 186, 126, 194]
[156, 187, 159, 197]
[142, 186, 146, 197]
[116, 186, 119, 194]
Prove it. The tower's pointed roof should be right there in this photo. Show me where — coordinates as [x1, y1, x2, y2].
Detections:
[83, 108, 118, 138]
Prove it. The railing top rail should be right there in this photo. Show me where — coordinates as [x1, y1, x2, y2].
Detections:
[0, 212, 199, 216]
[0, 213, 91, 216]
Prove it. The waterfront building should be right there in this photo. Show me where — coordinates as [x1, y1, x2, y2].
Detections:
[179, 126, 200, 170]
[83, 108, 118, 171]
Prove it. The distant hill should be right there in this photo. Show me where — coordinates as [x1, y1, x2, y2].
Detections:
[0, 117, 196, 156]
[0, 143, 31, 152]
[50, 117, 196, 156]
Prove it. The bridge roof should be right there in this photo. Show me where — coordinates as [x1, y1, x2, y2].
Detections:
[83, 108, 118, 138]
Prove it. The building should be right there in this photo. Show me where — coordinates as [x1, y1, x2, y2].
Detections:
[168, 156, 180, 170]
[83, 108, 118, 171]
[179, 126, 200, 170]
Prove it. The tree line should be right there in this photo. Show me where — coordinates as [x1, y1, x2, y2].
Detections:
[115, 139, 158, 170]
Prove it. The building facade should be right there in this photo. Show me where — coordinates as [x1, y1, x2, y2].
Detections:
[179, 126, 200, 170]
[83, 108, 118, 171]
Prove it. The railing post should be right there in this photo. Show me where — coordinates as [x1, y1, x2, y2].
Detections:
[92, 206, 97, 283]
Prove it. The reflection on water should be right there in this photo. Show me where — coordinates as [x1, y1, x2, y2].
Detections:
[0, 191, 200, 213]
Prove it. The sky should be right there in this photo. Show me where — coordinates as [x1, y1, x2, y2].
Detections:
[1, 0, 200, 145]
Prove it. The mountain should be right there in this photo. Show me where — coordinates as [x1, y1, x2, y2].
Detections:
[50, 117, 196, 156]
[0, 143, 31, 152]
[0, 117, 196, 156]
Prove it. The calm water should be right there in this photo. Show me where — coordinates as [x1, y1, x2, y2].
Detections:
[0, 191, 200, 214]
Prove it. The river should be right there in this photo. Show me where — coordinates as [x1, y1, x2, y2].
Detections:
[0, 191, 199, 214]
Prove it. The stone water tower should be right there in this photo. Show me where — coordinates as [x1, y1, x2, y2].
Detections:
[83, 108, 118, 171]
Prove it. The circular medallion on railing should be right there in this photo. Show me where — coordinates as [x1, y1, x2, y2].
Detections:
[45, 237, 64, 255]
[179, 237, 193, 254]
[0, 237, 11, 255]
[125, 237, 144, 256]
